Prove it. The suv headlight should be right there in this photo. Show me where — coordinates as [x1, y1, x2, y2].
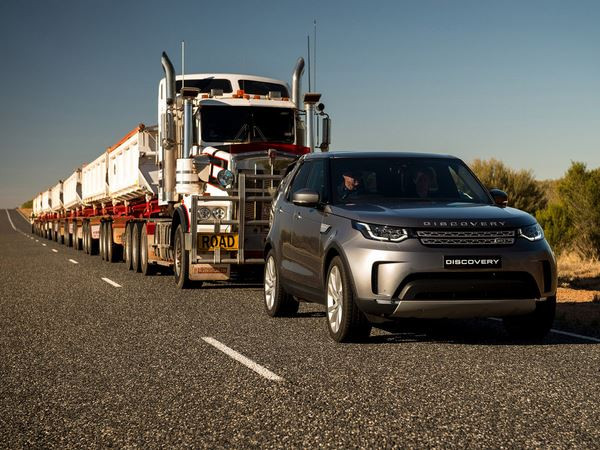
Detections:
[353, 221, 408, 242]
[518, 223, 544, 241]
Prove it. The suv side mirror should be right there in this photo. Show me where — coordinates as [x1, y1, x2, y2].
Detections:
[489, 188, 508, 207]
[292, 189, 320, 207]
[319, 117, 331, 152]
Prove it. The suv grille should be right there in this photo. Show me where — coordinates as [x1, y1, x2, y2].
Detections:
[416, 229, 515, 247]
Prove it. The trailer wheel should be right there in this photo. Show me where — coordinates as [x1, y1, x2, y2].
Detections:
[132, 222, 142, 273]
[84, 223, 90, 254]
[89, 223, 98, 255]
[106, 222, 120, 263]
[124, 223, 133, 270]
[140, 224, 155, 276]
[174, 224, 192, 289]
[100, 222, 106, 260]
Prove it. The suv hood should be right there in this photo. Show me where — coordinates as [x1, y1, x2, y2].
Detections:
[329, 201, 535, 228]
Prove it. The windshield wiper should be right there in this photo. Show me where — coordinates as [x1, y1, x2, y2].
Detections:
[233, 123, 249, 141]
[252, 125, 268, 142]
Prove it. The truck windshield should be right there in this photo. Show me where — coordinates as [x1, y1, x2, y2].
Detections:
[200, 106, 294, 143]
[331, 157, 492, 205]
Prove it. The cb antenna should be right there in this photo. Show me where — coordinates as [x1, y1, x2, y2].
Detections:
[307, 35, 311, 92]
[181, 41, 185, 89]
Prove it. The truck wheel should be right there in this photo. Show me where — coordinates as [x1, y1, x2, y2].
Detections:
[100, 222, 107, 261]
[83, 223, 89, 254]
[326, 256, 371, 343]
[124, 223, 133, 270]
[106, 222, 118, 263]
[140, 224, 154, 276]
[503, 296, 556, 341]
[264, 250, 298, 317]
[174, 224, 192, 289]
[132, 222, 142, 273]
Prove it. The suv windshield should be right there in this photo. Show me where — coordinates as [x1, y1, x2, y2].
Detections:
[331, 157, 491, 204]
[201, 106, 294, 143]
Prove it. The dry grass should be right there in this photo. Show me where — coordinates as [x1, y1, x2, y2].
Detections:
[557, 252, 600, 291]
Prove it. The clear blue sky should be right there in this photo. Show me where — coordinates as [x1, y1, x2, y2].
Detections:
[1, 0, 599, 207]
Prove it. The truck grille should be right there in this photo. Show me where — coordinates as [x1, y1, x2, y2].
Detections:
[416, 229, 515, 247]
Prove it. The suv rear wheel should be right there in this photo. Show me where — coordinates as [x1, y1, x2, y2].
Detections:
[326, 256, 371, 343]
[503, 295, 556, 340]
[264, 251, 298, 317]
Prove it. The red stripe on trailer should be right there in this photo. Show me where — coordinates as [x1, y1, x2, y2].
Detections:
[108, 124, 145, 153]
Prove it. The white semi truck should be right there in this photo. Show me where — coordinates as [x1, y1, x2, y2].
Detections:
[31, 52, 330, 288]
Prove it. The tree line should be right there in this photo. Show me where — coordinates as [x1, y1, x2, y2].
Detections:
[471, 159, 600, 260]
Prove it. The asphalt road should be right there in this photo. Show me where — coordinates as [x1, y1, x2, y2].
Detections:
[1, 209, 599, 448]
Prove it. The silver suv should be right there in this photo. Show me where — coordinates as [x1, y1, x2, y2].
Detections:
[264, 152, 556, 342]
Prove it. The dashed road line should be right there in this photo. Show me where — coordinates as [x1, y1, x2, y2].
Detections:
[202, 337, 284, 382]
[42, 243, 47, 247]
[5, 210, 17, 231]
[102, 277, 122, 288]
[69, 259, 79, 264]
[52, 249, 58, 253]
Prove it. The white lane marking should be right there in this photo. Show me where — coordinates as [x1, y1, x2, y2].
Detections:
[51, 249, 58, 253]
[69, 259, 79, 264]
[5, 210, 17, 231]
[35, 239, 39, 242]
[202, 337, 284, 381]
[101, 277, 122, 288]
[42, 243, 47, 247]
[489, 317, 599, 343]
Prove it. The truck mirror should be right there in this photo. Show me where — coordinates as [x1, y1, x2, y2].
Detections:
[193, 155, 211, 183]
[319, 117, 331, 152]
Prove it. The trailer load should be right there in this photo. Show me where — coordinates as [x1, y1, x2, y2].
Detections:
[31, 51, 331, 288]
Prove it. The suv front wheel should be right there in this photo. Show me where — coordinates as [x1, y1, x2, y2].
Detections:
[326, 256, 372, 343]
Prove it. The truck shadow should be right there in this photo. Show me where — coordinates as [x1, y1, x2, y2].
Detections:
[370, 318, 598, 346]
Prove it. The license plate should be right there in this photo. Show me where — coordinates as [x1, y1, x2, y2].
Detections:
[444, 256, 502, 269]
[198, 233, 239, 251]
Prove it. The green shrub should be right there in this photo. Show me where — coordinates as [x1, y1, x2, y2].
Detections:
[470, 158, 546, 214]
[20, 199, 33, 209]
[536, 203, 573, 254]
[557, 162, 600, 260]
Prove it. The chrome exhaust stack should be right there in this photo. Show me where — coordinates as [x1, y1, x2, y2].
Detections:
[161, 52, 177, 202]
[291, 57, 305, 107]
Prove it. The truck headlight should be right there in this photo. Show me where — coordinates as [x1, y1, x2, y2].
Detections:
[353, 221, 408, 242]
[198, 207, 212, 220]
[217, 169, 234, 188]
[212, 207, 226, 220]
[518, 223, 544, 241]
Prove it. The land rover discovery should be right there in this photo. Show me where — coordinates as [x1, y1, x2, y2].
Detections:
[264, 152, 556, 342]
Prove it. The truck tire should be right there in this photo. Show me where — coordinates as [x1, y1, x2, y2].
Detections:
[84, 223, 90, 255]
[132, 222, 142, 273]
[264, 250, 298, 317]
[503, 296, 556, 341]
[325, 256, 372, 343]
[174, 224, 192, 289]
[140, 224, 154, 276]
[89, 224, 98, 256]
[107, 222, 120, 263]
[100, 222, 106, 261]
[124, 223, 133, 270]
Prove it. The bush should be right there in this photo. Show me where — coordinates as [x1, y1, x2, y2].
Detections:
[536, 203, 573, 253]
[470, 158, 546, 214]
[20, 199, 33, 209]
[556, 162, 600, 260]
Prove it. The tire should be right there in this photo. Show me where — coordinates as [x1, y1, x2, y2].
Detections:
[106, 222, 118, 263]
[124, 223, 133, 270]
[174, 224, 193, 289]
[100, 222, 106, 261]
[132, 222, 142, 273]
[264, 251, 299, 317]
[89, 223, 98, 255]
[84, 223, 91, 255]
[140, 223, 155, 276]
[503, 296, 556, 341]
[325, 256, 372, 343]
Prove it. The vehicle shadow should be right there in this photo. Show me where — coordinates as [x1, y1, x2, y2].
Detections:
[369, 318, 598, 346]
